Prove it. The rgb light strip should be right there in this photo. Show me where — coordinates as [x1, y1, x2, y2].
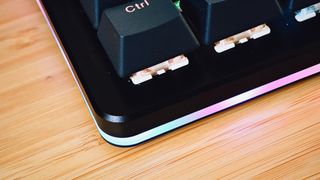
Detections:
[95, 64, 319, 146]
[38, 1, 320, 146]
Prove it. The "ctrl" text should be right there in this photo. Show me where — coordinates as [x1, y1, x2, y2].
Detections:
[125, 0, 150, 13]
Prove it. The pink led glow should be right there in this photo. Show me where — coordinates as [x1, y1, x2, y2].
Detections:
[192, 64, 320, 119]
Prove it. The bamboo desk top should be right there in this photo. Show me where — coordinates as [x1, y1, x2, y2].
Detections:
[0, 0, 319, 179]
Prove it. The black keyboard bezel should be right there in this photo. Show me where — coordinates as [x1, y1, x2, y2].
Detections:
[39, 0, 319, 142]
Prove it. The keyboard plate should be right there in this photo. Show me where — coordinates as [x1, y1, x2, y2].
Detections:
[40, 0, 320, 142]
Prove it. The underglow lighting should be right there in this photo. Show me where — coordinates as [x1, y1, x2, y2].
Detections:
[37, 0, 320, 147]
[96, 64, 319, 146]
[174, 0, 181, 10]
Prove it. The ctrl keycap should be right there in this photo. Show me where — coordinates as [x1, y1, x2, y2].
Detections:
[97, 0, 199, 78]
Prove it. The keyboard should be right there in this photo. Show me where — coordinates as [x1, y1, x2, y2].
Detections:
[37, 0, 320, 146]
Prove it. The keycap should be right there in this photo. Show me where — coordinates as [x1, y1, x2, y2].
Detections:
[97, 0, 199, 78]
[80, 0, 130, 28]
[180, 0, 283, 45]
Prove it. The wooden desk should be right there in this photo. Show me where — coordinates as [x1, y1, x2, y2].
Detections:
[0, 0, 319, 178]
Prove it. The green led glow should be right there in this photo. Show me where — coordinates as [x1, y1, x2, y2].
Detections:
[174, 0, 181, 10]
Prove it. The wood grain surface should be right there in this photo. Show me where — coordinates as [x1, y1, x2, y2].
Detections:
[0, 0, 320, 179]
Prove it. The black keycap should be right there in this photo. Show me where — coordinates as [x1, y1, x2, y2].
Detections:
[97, 0, 199, 78]
[181, 0, 283, 45]
[80, 0, 130, 28]
[282, 0, 319, 12]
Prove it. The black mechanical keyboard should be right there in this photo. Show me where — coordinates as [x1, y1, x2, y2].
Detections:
[37, 0, 320, 146]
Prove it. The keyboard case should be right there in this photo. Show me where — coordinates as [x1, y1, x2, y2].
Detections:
[37, 0, 320, 146]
